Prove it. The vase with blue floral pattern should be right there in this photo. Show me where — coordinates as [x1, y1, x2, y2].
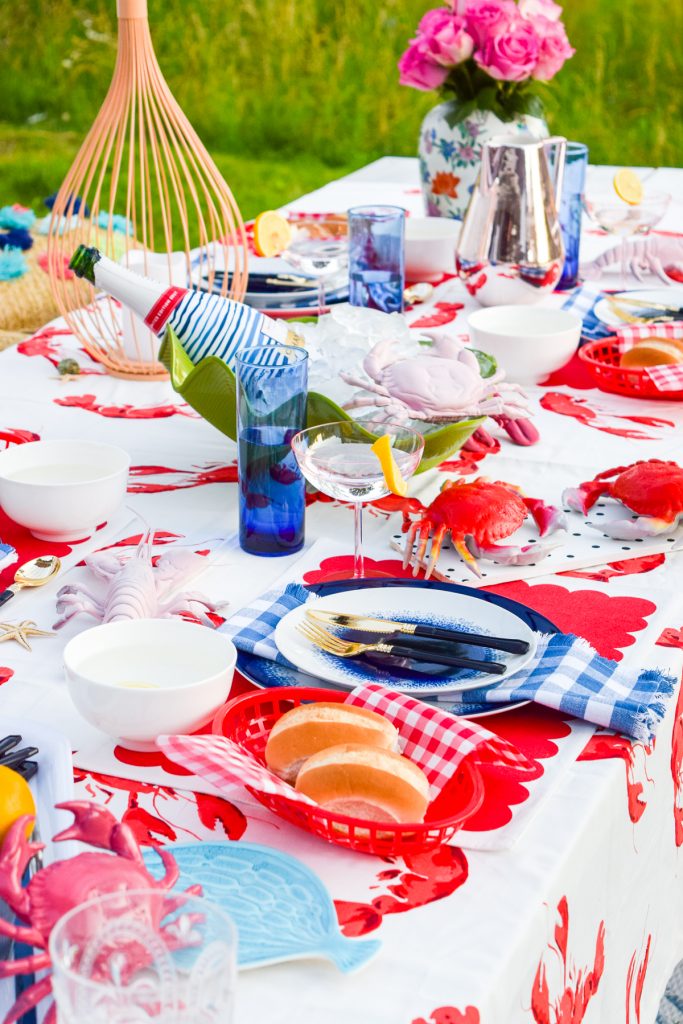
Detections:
[418, 103, 548, 220]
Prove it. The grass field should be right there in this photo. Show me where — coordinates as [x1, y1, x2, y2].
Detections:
[0, 0, 681, 214]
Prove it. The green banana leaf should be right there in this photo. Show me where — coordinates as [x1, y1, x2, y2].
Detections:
[158, 326, 484, 474]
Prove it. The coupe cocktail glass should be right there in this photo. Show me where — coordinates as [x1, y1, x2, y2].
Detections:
[281, 217, 348, 312]
[583, 189, 671, 277]
[291, 419, 424, 578]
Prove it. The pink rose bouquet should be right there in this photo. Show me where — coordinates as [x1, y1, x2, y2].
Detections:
[399, 0, 574, 119]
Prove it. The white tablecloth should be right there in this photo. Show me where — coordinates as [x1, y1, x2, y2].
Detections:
[1, 159, 683, 1024]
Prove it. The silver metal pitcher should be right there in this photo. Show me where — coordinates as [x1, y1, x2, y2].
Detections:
[456, 134, 567, 306]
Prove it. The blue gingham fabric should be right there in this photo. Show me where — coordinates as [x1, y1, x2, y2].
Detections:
[561, 283, 613, 342]
[222, 584, 676, 743]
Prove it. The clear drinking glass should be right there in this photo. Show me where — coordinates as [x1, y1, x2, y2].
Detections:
[49, 889, 237, 1024]
[281, 216, 349, 312]
[348, 206, 406, 314]
[583, 189, 671, 276]
[291, 419, 424, 578]
[237, 344, 308, 556]
[558, 142, 588, 290]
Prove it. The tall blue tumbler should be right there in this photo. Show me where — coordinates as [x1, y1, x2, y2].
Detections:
[558, 142, 589, 290]
[236, 344, 307, 556]
[348, 206, 405, 313]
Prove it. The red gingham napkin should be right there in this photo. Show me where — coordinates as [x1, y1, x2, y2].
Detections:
[157, 683, 533, 810]
[611, 325, 683, 392]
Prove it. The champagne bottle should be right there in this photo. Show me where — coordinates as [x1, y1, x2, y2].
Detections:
[69, 245, 302, 367]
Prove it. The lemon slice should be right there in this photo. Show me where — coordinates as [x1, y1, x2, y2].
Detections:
[371, 433, 408, 496]
[253, 211, 292, 257]
[613, 169, 643, 206]
[0, 765, 36, 843]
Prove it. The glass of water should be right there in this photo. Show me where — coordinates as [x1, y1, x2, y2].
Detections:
[49, 889, 237, 1024]
[348, 206, 406, 314]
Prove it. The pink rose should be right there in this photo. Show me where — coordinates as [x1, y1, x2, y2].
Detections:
[532, 15, 574, 79]
[398, 37, 450, 91]
[474, 16, 540, 81]
[418, 8, 475, 65]
[519, 0, 563, 21]
[464, 0, 518, 46]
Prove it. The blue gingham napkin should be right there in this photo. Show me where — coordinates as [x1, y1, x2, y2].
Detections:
[561, 283, 613, 342]
[222, 584, 676, 743]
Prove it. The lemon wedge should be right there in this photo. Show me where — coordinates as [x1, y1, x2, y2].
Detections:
[613, 169, 643, 206]
[253, 211, 292, 257]
[371, 433, 408, 496]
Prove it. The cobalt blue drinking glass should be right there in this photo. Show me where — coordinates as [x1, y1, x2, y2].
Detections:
[558, 142, 589, 290]
[236, 344, 308, 556]
[348, 206, 405, 313]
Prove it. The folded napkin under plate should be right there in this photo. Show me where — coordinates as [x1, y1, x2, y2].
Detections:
[222, 580, 676, 744]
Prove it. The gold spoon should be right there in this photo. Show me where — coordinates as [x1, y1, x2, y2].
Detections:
[0, 555, 62, 610]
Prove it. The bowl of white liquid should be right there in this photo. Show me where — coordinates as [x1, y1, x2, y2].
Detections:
[64, 619, 237, 748]
[0, 439, 129, 541]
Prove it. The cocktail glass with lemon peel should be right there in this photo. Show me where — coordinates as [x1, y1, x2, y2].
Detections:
[584, 171, 671, 278]
[291, 420, 423, 579]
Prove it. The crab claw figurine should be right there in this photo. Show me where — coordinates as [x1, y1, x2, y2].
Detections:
[0, 801, 190, 1024]
[340, 331, 531, 426]
[398, 477, 566, 579]
[563, 459, 683, 540]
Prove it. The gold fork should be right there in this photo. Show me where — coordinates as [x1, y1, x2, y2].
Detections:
[296, 620, 503, 674]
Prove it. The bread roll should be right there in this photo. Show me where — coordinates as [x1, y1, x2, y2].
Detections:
[295, 743, 431, 824]
[265, 703, 399, 783]
[620, 337, 683, 368]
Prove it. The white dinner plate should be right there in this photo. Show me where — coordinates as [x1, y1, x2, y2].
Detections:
[593, 287, 683, 328]
[274, 587, 537, 696]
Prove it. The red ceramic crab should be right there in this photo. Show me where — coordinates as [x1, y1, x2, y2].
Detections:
[563, 460, 683, 540]
[391, 477, 566, 578]
[0, 801, 190, 1024]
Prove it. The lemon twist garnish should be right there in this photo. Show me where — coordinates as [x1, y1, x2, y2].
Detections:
[253, 210, 292, 257]
[371, 433, 408, 496]
[613, 169, 643, 206]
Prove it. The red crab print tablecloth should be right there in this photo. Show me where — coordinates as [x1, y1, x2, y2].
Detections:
[1, 160, 683, 1024]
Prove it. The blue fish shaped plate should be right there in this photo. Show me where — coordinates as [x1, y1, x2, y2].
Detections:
[143, 842, 380, 973]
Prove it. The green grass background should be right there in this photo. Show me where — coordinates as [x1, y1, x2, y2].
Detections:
[0, 0, 680, 218]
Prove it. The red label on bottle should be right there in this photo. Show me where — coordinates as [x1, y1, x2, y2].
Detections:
[144, 286, 187, 333]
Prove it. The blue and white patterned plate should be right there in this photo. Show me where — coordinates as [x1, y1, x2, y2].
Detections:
[143, 842, 380, 973]
[274, 587, 537, 696]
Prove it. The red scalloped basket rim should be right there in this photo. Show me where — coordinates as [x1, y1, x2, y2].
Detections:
[578, 338, 683, 400]
[212, 686, 485, 856]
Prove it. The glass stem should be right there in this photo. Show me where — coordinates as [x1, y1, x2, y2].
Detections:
[353, 502, 364, 578]
[317, 274, 326, 313]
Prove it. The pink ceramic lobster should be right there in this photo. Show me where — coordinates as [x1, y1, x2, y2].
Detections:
[581, 236, 683, 284]
[563, 459, 683, 539]
[340, 332, 531, 426]
[0, 801, 189, 1024]
[390, 477, 566, 578]
[54, 529, 222, 628]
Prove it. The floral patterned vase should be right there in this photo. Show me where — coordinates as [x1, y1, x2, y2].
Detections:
[419, 103, 548, 220]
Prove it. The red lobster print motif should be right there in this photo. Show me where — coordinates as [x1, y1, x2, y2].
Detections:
[578, 733, 653, 824]
[657, 625, 683, 652]
[531, 897, 605, 1024]
[0, 667, 14, 686]
[128, 463, 238, 493]
[626, 935, 651, 1024]
[670, 681, 683, 847]
[54, 394, 199, 419]
[540, 392, 673, 440]
[412, 1007, 479, 1024]
[409, 302, 465, 329]
[335, 847, 468, 937]
[0, 428, 40, 449]
[17, 327, 105, 375]
[438, 433, 501, 477]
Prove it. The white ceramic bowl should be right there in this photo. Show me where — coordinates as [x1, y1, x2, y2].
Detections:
[467, 306, 581, 383]
[405, 217, 460, 281]
[64, 619, 237, 748]
[0, 439, 129, 542]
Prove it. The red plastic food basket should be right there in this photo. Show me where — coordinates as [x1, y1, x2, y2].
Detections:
[212, 686, 485, 857]
[578, 338, 683, 400]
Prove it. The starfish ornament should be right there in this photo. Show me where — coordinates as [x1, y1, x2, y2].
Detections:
[0, 620, 56, 652]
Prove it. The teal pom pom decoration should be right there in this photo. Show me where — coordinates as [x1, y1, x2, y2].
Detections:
[96, 212, 134, 234]
[0, 247, 27, 280]
[0, 205, 35, 231]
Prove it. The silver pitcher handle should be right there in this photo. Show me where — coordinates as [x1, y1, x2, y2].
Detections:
[542, 136, 567, 210]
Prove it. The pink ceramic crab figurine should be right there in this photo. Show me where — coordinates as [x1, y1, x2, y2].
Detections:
[54, 528, 223, 628]
[340, 332, 531, 427]
[563, 459, 683, 539]
[0, 802, 189, 1024]
[385, 477, 566, 578]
